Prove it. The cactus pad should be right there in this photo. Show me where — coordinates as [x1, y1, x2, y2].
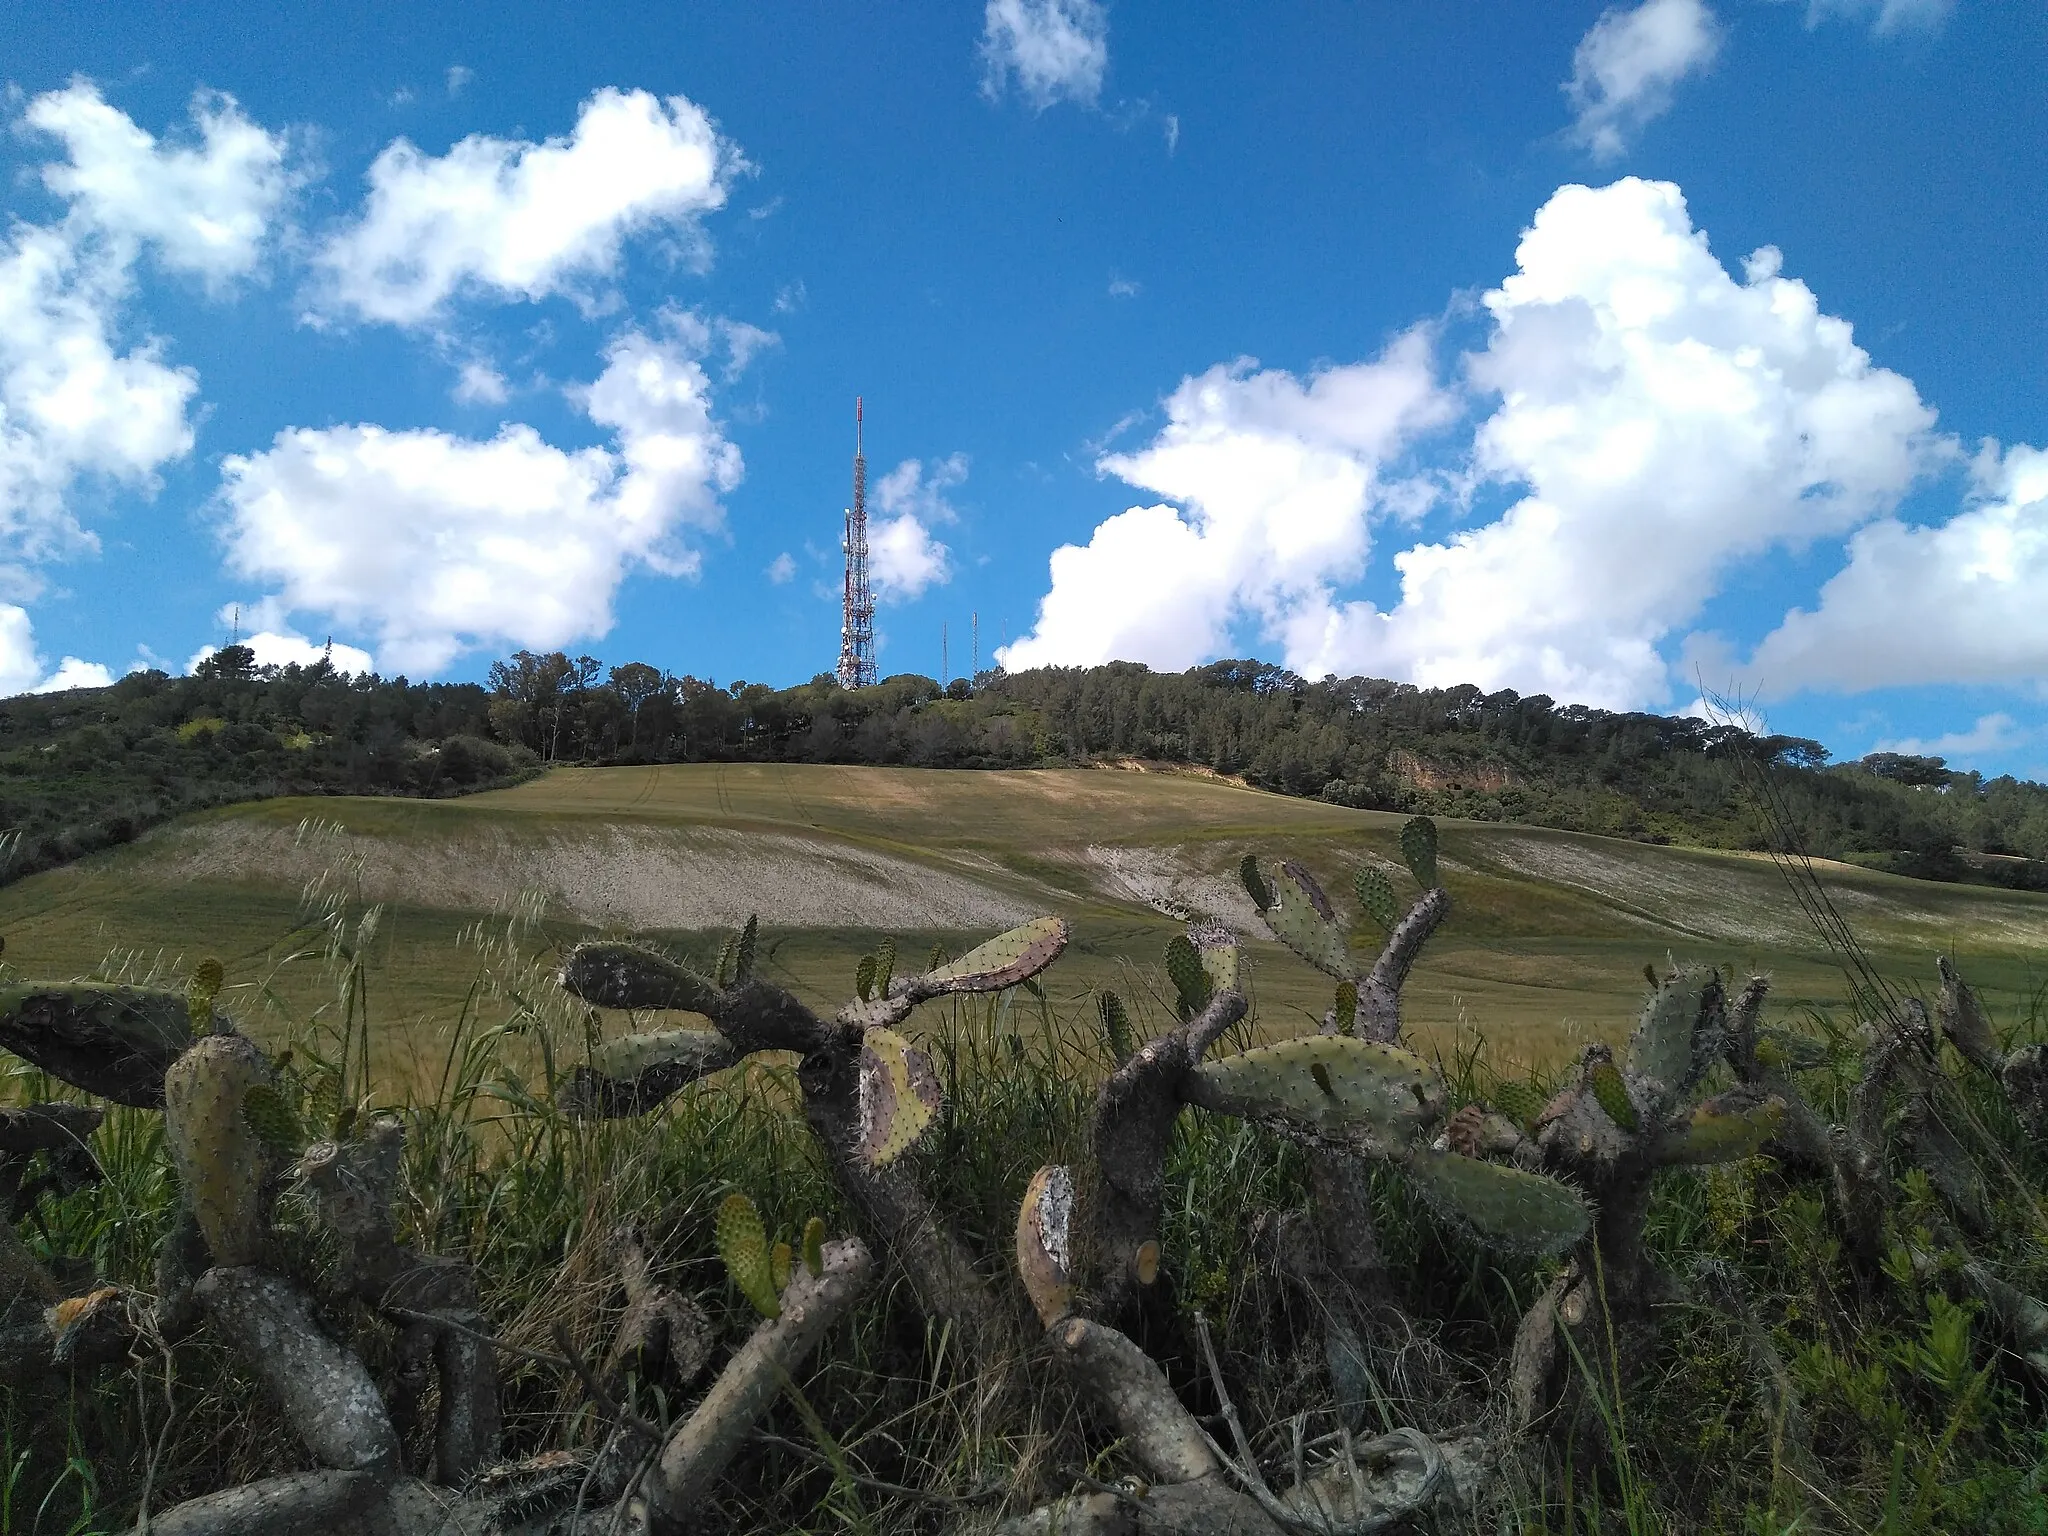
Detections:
[240, 1082, 305, 1159]
[1405, 1148, 1589, 1256]
[163, 1032, 278, 1266]
[770, 1241, 793, 1294]
[592, 1029, 739, 1083]
[1015, 1165, 1076, 1326]
[873, 936, 896, 998]
[855, 1027, 943, 1166]
[1332, 980, 1358, 1035]
[558, 944, 721, 1015]
[855, 954, 878, 1002]
[1489, 1079, 1548, 1134]
[715, 1193, 781, 1320]
[1190, 921, 1240, 996]
[802, 1217, 826, 1278]
[1164, 934, 1210, 1017]
[1185, 1035, 1445, 1154]
[734, 916, 759, 984]
[1753, 1027, 1829, 1074]
[1354, 866, 1399, 934]
[0, 986, 195, 1108]
[1097, 990, 1135, 1067]
[1662, 1092, 1784, 1166]
[1400, 817, 1439, 891]
[188, 957, 226, 1031]
[1587, 1060, 1640, 1134]
[1240, 855, 1272, 911]
[1262, 864, 1356, 981]
[1627, 967, 1713, 1097]
[919, 917, 1069, 994]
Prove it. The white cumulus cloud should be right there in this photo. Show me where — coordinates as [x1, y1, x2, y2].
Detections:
[1874, 713, 2028, 763]
[981, 0, 1110, 110]
[1749, 442, 2048, 695]
[315, 86, 740, 326]
[1566, 0, 1721, 160]
[0, 603, 118, 697]
[1293, 179, 1943, 709]
[999, 328, 1455, 671]
[868, 455, 967, 602]
[25, 82, 299, 284]
[31, 655, 117, 692]
[216, 317, 741, 673]
[1773, 0, 1954, 34]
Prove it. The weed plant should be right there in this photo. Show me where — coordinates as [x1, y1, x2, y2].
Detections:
[3, 885, 2046, 1533]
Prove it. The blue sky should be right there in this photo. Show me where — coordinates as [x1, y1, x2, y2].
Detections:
[3, 1, 2044, 775]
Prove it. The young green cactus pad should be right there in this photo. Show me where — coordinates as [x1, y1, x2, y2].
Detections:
[1587, 1058, 1640, 1134]
[802, 1216, 826, 1278]
[163, 1032, 279, 1266]
[734, 915, 760, 985]
[557, 944, 722, 1015]
[918, 916, 1070, 994]
[1239, 854, 1272, 912]
[873, 936, 897, 998]
[0, 985, 196, 1108]
[240, 1082, 306, 1160]
[716, 1193, 781, 1320]
[855, 953, 878, 1002]
[1753, 1027, 1830, 1074]
[770, 1241, 793, 1293]
[188, 957, 226, 1031]
[1184, 1035, 1447, 1154]
[1626, 966, 1714, 1097]
[1404, 1147, 1590, 1256]
[1332, 980, 1359, 1034]
[1015, 1165, 1076, 1326]
[1164, 934, 1211, 1018]
[1259, 863, 1357, 981]
[855, 1026, 944, 1166]
[1097, 990, 1135, 1067]
[1489, 1079, 1548, 1134]
[594, 1029, 742, 1083]
[1400, 816, 1439, 891]
[1661, 1091, 1785, 1166]
[1354, 865, 1399, 934]
[1189, 921, 1240, 997]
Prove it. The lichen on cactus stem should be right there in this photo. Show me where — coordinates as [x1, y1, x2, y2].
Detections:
[163, 1031, 281, 1266]
[1400, 815, 1439, 890]
[716, 1193, 780, 1320]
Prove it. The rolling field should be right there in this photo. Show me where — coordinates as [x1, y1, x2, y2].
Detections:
[2, 761, 2044, 1090]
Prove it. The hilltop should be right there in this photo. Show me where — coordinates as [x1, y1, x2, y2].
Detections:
[5, 648, 2046, 896]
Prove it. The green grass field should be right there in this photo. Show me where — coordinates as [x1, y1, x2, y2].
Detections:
[2, 762, 2043, 1090]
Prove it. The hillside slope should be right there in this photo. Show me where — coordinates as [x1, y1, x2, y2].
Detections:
[1, 764, 2041, 1092]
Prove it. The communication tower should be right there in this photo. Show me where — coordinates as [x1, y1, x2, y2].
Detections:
[835, 398, 877, 689]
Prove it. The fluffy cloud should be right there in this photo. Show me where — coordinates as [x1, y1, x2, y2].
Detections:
[32, 656, 117, 692]
[25, 82, 298, 283]
[0, 603, 117, 697]
[980, 0, 1109, 110]
[868, 455, 966, 602]
[765, 552, 796, 584]
[1874, 713, 2029, 762]
[1566, 0, 1721, 160]
[216, 319, 741, 672]
[1005, 180, 1948, 708]
[1292, 180, 1942, 708]
[315, 87, 740, 325]
[0, 84, 293, 573]
[1748, 442, 2048, 695]
[999, 328, 1455, 670]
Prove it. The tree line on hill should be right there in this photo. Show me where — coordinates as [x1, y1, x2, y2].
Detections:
[0, 642, 2043, 890]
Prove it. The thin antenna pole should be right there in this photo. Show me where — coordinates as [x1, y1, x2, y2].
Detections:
[835, 396, 876, 689]
[942, 622, 948, 687]
[972, 612, 978, 681]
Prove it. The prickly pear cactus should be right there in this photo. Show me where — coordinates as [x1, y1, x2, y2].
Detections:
[1400, 816, 1438, 891]
[1753, 1027, 1829, 1073]
[1097, 990, 1135, 1067]
[1016, 1165, 1076, 1326]
[1164, 935, 1210, 1019]
[240, 1082, 305, 1159]
[855, 1027, 943, 1166]
[1404, 1147, 1589, 1256]
[1190, 921, 1240, 997]
[162, 1032, 280, 1266]
[188, 957, 226, 1032]
[802, 1216, 826, 1278]
[1258, 862, 1357, 981]
[1332, 980, 1359, 1034]
[1587, 1058, 1640, 1133]
[855, 953, 878, 1002]
[1185, 1035, 1446, 1154]
[1488, 1079, 1549, 1134]
[1239, 854, 1272, 912]
[770, 1241, 793, 1293]
[1354, 866, 1398, 934]
[715, 1193, 780, 1320]
[872, 936, 896, 999]
[920, 917, 1069, 994]
[590, 1029, 736, 1082]
[733, 915, 759, 985]
[1627, 966, 1721, 1102]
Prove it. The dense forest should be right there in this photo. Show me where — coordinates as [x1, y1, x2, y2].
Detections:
[2, 643, 2045, 890]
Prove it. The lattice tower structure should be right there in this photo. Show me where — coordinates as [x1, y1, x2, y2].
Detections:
[836, 397, 877, 689]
